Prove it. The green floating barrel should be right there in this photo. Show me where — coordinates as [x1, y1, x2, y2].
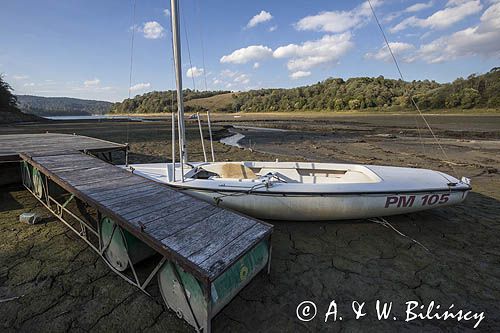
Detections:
[32, 167, 45, 199]
[100, 217, 156, 272]
[21, 161, 34, 190]
[23, 162, 65, 199]
[158, 240, 269, 331]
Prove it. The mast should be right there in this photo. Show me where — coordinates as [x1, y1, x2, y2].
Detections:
[170, 0, 187, 163]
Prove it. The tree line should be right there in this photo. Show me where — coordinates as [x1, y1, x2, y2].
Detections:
[16, 95, 112, 116]
[0, 75, 41, 123]
[232, 68, 499, 112]
[110, 89, 230, 114]
[113, 68, 499, 114]
[0, 75, 20, 112]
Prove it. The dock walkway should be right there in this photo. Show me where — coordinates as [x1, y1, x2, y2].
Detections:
[21, 150, 272, 281]
[2, 133, 272, 332]
[0, 133, 126, 161]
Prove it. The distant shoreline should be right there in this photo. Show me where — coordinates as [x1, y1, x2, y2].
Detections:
[109, 109, 500, 117]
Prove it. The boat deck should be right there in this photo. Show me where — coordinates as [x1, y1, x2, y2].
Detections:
[19, 149, 272, 282]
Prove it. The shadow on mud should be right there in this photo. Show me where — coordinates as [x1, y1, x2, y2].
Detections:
[0, 185, 24, 212]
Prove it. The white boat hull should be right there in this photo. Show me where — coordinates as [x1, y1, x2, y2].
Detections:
[123, 162, 471, 221]
[184, 188, 469, 221]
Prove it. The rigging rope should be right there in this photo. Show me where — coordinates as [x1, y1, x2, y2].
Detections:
[182, 12, 196, 90]
[125, 0, 137, 150]
[196, 0, 209, 91]
[368, 217, 432, 254]
[367, 0, 458, 177]
[167, 6, 177, 165]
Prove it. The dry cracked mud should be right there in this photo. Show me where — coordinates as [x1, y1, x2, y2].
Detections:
[1, 114, 499, 332]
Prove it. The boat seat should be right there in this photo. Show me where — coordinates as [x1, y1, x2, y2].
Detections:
[201, 163, 258, 179]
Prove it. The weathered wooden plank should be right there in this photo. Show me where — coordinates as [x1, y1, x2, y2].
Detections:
[149, 205, 220, 240]
[194, 223, 270, 269]
[98, 186, 165, 206]
[111, 190, 185, 219]
[52, 167, 121, 183]
[67, 173, 133, 187]
[88, 182, 160, 202]
[49, 162, 111, 174]
[187, 226, 267, 268]
[34, 156, 94, 164]
[164, 212, 256, 259]
[128, 194, 196, 223]
[54, 165, 130, 181]
[103, 188, 170, 217]
[78, 177, 150, 195]
[34, 153, 97, 162]
[42, 160, 108, 173]
[197, 223, 271, 280]
[0, 133, 126, 160]
[21, 150, 81, 157]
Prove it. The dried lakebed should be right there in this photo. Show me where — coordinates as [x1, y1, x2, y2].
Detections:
[1, 114, 499, 331]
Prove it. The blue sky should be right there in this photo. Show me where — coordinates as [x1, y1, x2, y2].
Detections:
[1, 0, 499, 102]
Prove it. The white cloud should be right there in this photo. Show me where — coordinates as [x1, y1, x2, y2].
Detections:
[220, 69, 237, 78]
[273, 33, 354, 71]
[383, 12, 402, 23]
[141, 21, 165, 39]
[246, 10, 273, 28]
[23, 82, 35, 87]
[295, 0, 382, 33]
[12, 74, 29, 80]
[212, 70, 251, 89]
[186, 67, 204, 78]
[234, 73, 250, 84]
[130, 82, 151, 91]
[290, 71, 311, 79]
[163, 9, 170, 17]
[84, 78, 100, 87]
[384, 1, 434, 22]
[412, 2, 500, 63]
[390, 0, 483, 32]
[253, 62, 260, 69]
[406, 1, 434, 13]
[269, 25, 277, 32]
[365, 42, 415, 62]
[220, 45, 273, 64]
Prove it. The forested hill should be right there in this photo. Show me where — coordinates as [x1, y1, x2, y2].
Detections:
[234, 68, 500, 112]
[110, 89, 230, 114]
[16, 95, 112, 116]
[111, 68, 500, 114]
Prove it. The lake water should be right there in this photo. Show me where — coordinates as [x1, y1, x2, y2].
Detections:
[43, 115, 150, 121]
[220, 126, 292, 149]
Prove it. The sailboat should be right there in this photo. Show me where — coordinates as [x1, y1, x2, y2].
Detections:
[125, 0, 471, 221]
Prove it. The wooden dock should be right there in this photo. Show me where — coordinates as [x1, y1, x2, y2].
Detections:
[0, 133, 127, 162]
[2, 133, 273, 332]
[21, 150, 272, 281]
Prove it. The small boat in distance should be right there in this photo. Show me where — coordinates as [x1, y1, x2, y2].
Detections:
[125, 0, 471, 221]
